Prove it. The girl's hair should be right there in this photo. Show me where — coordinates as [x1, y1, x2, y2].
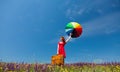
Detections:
[61, 36, 66, 43]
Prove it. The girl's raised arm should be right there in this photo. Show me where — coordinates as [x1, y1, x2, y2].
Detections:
[65, 33, 72, 43]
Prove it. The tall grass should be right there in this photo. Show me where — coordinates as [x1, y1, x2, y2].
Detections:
[0, 62, 120, 72]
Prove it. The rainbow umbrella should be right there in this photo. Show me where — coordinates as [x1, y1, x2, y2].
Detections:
[65, 22, 82, 38]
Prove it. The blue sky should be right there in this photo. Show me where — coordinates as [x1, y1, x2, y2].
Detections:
[0, 0, 120, 63]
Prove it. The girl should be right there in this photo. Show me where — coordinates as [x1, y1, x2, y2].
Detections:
[57, 34, 72, 58]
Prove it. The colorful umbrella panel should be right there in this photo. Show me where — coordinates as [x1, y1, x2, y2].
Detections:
[65, 22, 82, 38]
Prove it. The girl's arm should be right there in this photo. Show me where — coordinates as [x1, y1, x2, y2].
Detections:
[57, 44, 59, 54]
[65, 33, 72, 43]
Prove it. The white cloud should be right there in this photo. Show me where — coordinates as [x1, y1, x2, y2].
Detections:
[65, 0, 103, 17]
[78, 9, 85, 15]
[82, 12, 120, 37]
[93, 59, 104, 63]
[64, 0, 120, 20]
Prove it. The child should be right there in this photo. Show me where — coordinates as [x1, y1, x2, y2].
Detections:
[57, 34, 72, 58]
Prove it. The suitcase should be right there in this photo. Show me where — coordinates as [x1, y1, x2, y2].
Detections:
[51, 54, 64, 65]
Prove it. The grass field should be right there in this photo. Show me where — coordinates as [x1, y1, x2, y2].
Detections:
[0, 62, 120, 72]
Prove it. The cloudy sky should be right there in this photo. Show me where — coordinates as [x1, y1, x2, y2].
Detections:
[0, 0, 120, 63]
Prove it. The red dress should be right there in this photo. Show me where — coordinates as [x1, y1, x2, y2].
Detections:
[57, 41, 66, 58]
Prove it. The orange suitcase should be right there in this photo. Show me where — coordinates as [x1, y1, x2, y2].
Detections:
[51, 54, 64, 65]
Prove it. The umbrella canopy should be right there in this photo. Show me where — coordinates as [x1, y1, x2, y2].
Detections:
[65, 22, 82, 38]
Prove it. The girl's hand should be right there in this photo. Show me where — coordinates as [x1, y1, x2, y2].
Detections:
[70, 33, 73, 36]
